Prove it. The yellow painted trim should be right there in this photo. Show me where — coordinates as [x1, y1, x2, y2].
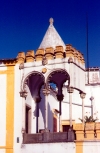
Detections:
[0, 70, 7, 74]
[0, 146, 13, 149]
[6, 66, 14, 153]
[75, 141, 83, 153]
[61, 120, 75, 132]
[0, 69, 14, 74]
[61, 120, 75, 125]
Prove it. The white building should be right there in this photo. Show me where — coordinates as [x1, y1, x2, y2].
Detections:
[0, 18, 100, 153]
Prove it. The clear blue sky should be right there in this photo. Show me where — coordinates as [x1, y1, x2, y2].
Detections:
[0, 0, 100, 67]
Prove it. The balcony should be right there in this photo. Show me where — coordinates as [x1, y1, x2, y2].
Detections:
[23, 130, 75, 144]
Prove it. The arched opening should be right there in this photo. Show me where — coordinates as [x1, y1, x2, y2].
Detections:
[23, 71, 45, 133]
[46, 69, 70, 102]
[46, 69, 70, 131]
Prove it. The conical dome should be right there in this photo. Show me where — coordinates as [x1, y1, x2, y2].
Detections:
[39, 18, 65, 49]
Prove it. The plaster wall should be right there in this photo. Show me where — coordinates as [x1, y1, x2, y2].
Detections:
[83, 141, 100, 153]
[39, 90, 59, 132]
[14, 65, 23, 153]
[21, 142, 75, 153]
[62, 88, 84, 122]
[85, 70, 100, 84]
[31, 98, 36, 133]
[0, 74, 6, 146]
[0, 149, 5, 153]
[71, 63, 85, 92]
[23, 58, 85, 92]
[85, 85, 100, 121]
[23, 59, 70, 82]
[0, 66, 7, 70]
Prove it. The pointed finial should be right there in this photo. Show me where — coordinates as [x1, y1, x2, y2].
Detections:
[49, 18, 54, 25]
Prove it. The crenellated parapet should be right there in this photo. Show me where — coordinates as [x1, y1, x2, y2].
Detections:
[26, 50, 35, 62]
[66, 44, 85, 66]
[17, 52, 25, 64]
[77, 51, 82, 63]
[66, 44, 74, 57]
[81, 55, 85, 65]
[78, 52, 85, 66]
[35, 49, 44, 61]
[74, 49, 79, 60]
[45, 47, 54, 60]
[55, 46, 64, 59]
[16, 45, 85, 69]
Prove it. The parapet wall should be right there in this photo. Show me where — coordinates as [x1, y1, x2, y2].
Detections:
[16, 44, 85, 67]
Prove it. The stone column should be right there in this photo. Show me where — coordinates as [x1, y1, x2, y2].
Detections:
[42, 88, 50, 132]
[80, 92, 86, 124]
[67, 87, 74, 127]
[90, 96, 94, 117]
[22, 97, 26, 133]
[20, 91, 28, 134]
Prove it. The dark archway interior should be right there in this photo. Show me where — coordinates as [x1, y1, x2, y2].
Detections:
[47, 70, 70, 101]
[24, 72, 45, 103]
[47, 69, 70, 115]
[23, 71, 45, 133]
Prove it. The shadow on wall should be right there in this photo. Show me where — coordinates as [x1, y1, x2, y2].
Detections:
[39, 87, 53, 132]
[33, 104, 37, 117]
[48, 102, 53, 132]
[39, 86, 45, 127]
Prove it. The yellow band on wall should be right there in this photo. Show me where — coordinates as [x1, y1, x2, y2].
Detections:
[75, 141, 83, 153]
[6, 66, 14, 153]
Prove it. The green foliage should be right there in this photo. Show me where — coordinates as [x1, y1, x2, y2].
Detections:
[79, 115, 98, 123]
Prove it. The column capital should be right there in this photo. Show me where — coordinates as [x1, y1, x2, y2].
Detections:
[42, 88, 50, 96]
[80, 92, 86, 99]
[67, 87, 74, 93]
[19, 90, 28, 99]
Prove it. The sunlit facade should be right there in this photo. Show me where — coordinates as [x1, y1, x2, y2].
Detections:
[0, 18, 100, 153]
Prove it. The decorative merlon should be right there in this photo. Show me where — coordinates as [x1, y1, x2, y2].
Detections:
[26, 50, 35, 62]
[35, 49, 44, 61]
[17, 52, 25, 64]
[45, 47, 54, 60]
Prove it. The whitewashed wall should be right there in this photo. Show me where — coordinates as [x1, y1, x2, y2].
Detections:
[0, 149, 5, 153]
[14, 65, 23, 153]
[83, 141, 100, 153]
[0, 74, 6, 146]
[71, 63, 85, 92]
[85, 85, 100, 121]
[21, 142, 75, 153]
